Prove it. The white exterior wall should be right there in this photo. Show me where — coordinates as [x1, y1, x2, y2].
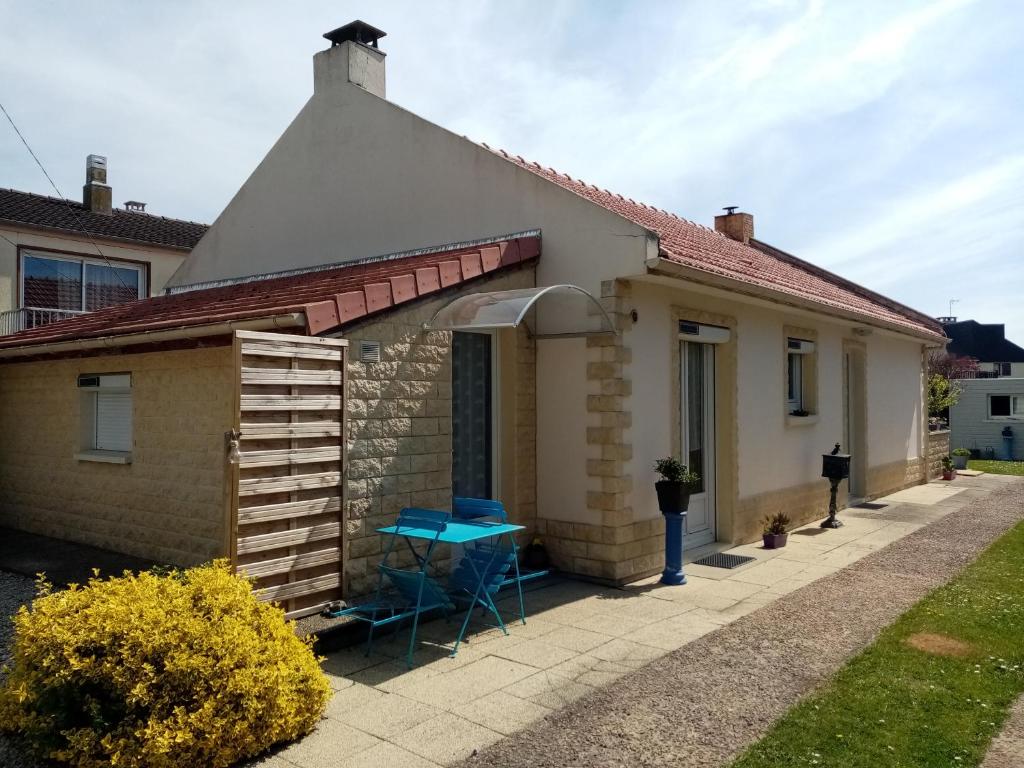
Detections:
[625, 279, 926, 525]
[866, 334, 924, 465]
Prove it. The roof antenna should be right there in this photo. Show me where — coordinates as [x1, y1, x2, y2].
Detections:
[723, 206, 738, 215]
[948, 298, 959, 317]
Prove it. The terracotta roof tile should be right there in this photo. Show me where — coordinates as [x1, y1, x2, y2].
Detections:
[0, 235, 540, 351]
[489, 150, 942, 338]
[0, 188, 208, 250]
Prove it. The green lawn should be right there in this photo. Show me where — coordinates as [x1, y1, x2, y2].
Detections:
[968, 459, 1024, 476]
[730, 520, 1024, 768]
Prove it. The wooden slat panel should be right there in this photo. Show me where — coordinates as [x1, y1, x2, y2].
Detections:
[238, 471, 342, 496]
[238, 547, 341, 579]
[240, 395, 342, 411]
[240, 422, 342, 440]
[238, 496, 343, 524]
[257, 573, 342, 602]
[237, 522, 341, 554]
[241, 342, 343, 361]
[241, 368, 343, 386]
[239, 446, 343, 468]
[237, 330, 349, 347]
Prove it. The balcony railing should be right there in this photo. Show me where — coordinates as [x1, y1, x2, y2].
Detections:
[0, 307, 89, 336]
[951, 370, 1002, 379]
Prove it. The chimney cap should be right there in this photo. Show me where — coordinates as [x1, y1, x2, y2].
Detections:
[323, 20, 386, 49]
[124, 200, 146, 212]
[722, 206, 739, 215]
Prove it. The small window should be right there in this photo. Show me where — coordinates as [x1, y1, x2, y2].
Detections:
[998, 362, 1011, 377]
[786, 338, 816, 415]
[78, 373, 133, 456]
[989, 395, 1024, 420]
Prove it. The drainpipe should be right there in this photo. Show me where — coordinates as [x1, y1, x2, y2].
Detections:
[0, 313, 307, 360]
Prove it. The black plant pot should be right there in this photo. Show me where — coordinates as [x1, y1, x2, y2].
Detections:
[655, 481, 691, 515]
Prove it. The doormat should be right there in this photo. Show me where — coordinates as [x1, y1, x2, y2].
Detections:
[692, 553, 755, 569]
[793, 528, 829, 536]
[854, 502, 888, 510]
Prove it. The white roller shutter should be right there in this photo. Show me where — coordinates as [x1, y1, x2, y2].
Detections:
[95, 392, 132, 451]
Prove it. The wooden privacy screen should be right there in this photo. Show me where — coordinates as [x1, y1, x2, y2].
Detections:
[230, 330, 348, 618]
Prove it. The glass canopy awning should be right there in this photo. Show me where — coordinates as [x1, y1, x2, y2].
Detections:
[424, 284, 616, 339]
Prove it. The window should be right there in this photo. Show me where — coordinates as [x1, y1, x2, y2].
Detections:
[78, 373, 133, 460]
[998, 362, 1012, 377]
[22, 251, 144, 312]
[989, 395, 1024, 420]
[786, 337, 816, 415]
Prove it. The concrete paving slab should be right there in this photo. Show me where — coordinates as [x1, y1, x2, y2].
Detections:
[332, 691, 440, 739]
[392, 713, 502, 765]
[490, 638, 579, 669]
[398, 655, 539, 710]
[274, 718, 381, 767]
[539, 624, 617, 653]
[452, 691, 551, 735]
[502, 669, 596, 709]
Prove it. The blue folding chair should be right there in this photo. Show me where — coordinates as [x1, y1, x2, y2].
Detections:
[452, 497, 549, 627]
[325, 508, 454, 668]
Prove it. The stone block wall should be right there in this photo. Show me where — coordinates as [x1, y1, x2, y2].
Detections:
[927, 430, 950, 479]
[0, 347, 234, 564]
[342, 267, 536, 596]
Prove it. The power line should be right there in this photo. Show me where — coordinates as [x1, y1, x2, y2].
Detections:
[0, 99, 132, 293]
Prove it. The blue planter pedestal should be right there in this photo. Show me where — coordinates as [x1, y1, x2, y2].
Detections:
[660, 512, 687, 585]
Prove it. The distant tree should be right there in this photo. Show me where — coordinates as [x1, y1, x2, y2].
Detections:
[928, 350, 980, 379]
[927, 373, 961, 418]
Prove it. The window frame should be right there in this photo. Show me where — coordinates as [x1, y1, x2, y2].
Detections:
[18, 246, 148, 312]
[785, 335, 817, 418]
[77, 372, 134, 463]
[988, 394, 1024, 421]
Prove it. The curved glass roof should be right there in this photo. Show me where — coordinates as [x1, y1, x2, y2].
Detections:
[425, 284, 615, 339]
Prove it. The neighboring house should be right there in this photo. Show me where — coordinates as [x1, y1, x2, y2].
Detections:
[938, 317, 1024, 378]
[0, 154, 207, 335]
[950, 378, 1024, 460]
[0, 22, 947, 615]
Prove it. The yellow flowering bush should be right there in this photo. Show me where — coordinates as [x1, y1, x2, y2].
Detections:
[0, 560, 330, 768]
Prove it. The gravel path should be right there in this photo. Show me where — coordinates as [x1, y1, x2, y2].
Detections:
[0, 570, 39, 768]
[462, 478, 1024, 768]
[981, 695, 1024, 768]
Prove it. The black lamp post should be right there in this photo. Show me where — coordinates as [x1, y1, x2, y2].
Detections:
[821, 443, 851, 529]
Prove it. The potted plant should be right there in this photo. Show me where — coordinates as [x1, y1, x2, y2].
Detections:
[762, 512, 791, 549]
[654, 457, 699, 514]
[941, 455, 955, 481]
[951, 447, 971, 470]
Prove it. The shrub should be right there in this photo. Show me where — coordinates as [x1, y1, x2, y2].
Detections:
[762, 512, 791, 536]
[0, 561, 330, 768]
[952, 447, 972, 457]
[653, 457, 700, 487]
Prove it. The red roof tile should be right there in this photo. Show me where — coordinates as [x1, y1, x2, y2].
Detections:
[0, 188, 208, 250]
[0, 235, 540, 352]
[488, 148, 942, 339]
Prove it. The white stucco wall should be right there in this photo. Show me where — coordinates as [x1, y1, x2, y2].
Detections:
[866, 334, 924, 465]
[625, 280, 925, 523]
[536, 339, 589, 523]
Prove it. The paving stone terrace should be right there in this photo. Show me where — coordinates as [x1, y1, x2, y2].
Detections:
[252, 474, 1020, 768]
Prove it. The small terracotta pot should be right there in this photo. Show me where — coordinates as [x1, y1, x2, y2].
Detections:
[942, 470, 955, 481]
[762, 532, 789, 549]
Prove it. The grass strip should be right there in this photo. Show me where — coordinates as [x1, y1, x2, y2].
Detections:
[968, 460, 1024, 477]
[731, 520, 1024, 768]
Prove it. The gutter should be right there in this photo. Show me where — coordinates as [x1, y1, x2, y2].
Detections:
[0, 312, 306, 360]
[645, 257, 947, 345]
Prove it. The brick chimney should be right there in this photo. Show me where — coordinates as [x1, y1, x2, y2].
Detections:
[314, 20, 387, 99]
[714, 207, 753, 244]
[83, 154, 112, 215]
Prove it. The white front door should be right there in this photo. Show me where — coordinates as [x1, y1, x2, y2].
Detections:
[681, 341, 716, 547]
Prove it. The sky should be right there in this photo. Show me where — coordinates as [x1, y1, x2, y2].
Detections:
[2, 0, 1022, 339]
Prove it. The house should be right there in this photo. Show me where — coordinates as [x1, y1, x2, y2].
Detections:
[950, 378, 1024, 460]
[0, 22, 948, 617]
[0, 155, 207, 335]
[939, 317, 1024, 378]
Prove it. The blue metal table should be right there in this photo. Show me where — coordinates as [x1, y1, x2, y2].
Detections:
[376, 518, 525, 656]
